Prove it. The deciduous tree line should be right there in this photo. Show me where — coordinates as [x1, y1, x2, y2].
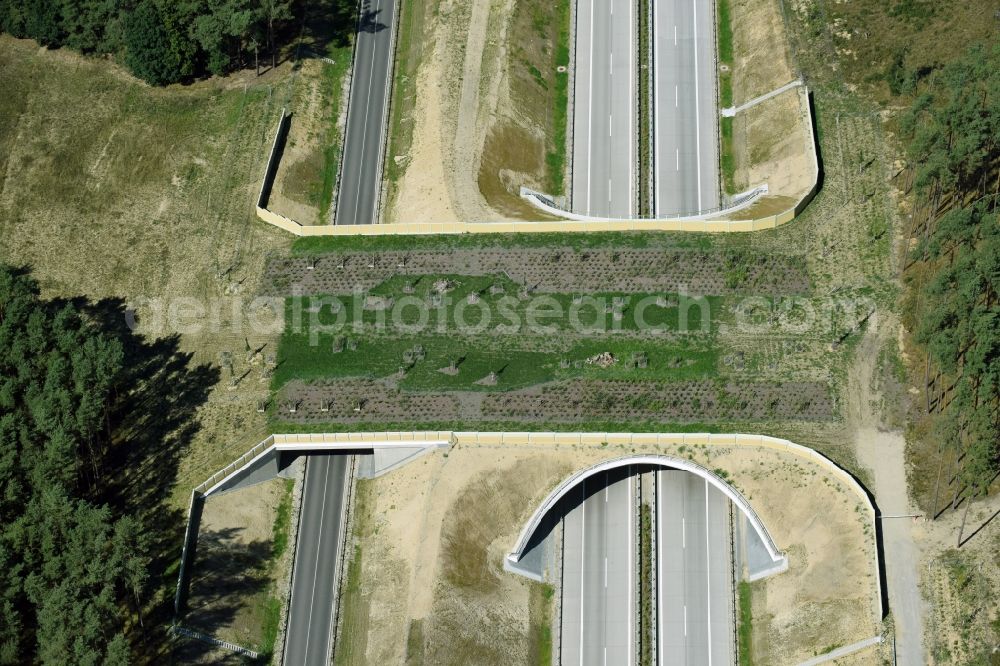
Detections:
[0, 267, 148, 663]
[0, 0, 294, 85]
[901, 42, 1000, 545]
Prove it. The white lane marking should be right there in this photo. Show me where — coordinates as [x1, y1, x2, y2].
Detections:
[705, 478, 713, 665]
[684, 604, 688, 636]
[580, 480, 586, 666]
[676, 149, 680, 171]
[675, 85, 679, 107]
[693, 0, 703, 211]
[610, 52, 613, 75]
[371, 0, 398, 222]
[604, 557, 608, 587]
[301, 458, 333, 660]
[628, 0, 634, 218]
[323, 462, 347, 654]
[348, 0, 385, 224]
[627, 470, 634, 666]
[682, 517, 686, 548]
[656, 472, 664, 666]
[609, 114, 613, 137]
[586, 0, 594, 215]
[653, 0, 660, 217]
[674, 25, 678, 46]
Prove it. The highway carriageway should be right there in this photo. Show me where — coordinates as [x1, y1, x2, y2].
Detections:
[571, 0, 720, 218]
[558, 466, 736, 665]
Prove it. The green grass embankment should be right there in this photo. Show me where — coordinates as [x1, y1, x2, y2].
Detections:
[717, 0, 736, 194]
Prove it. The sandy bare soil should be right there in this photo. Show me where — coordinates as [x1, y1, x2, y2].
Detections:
[390, 0, 485, 224]
[388, 0, 547, 224]
[389, 31, 463, 225]
[730, 0, 797, 104]
[721, 446, 881, 663]
[729, 0, 815, 202]
[741, 89, 816, 202]
[340, 437, 879, 664]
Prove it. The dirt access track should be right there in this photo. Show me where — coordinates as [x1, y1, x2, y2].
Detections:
[336, 432, 882, 664]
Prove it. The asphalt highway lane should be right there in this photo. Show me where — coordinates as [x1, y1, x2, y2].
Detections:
[283, 455, 350, 665]
[656, 470, 735, 665]
[561, 471, 637, 665]
[571, 0, 636, 218]
[653, 0, 720, 216]
[335, 0, 396, 225]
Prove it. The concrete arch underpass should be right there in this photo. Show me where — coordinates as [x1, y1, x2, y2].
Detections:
[507, 454, 787, 575]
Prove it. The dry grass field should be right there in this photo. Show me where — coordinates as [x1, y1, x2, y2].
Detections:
[268, 53, 353, 225]
[0, 35, 294, 508]
[726, 0, 815, 200]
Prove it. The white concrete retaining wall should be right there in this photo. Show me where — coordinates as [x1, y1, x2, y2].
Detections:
[504, 453, 787, 573]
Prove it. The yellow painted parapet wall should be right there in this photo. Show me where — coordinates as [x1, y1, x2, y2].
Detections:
[257, 204, 800, 235]
[256, 87, 819, 236]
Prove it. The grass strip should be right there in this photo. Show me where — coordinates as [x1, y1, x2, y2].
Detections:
[717, 0, 733, 66]
[269, 418, 722, 435]
[317, 53, 353, 222]
[720, 116, 736, 194]
[717, 0, 736, 194]
[258, 479, 295, 656]
[717, 0, 734, 109]
[259, 595, 283, 656]
[528, 583, 555, 665]
[333, 480, 373, 666]
[290, 229, 717, 254]
[271, 478, 295, 559]
[545, 0, 572, 195]
[384, 0, 427, 190]
[737, 580, 754, 665]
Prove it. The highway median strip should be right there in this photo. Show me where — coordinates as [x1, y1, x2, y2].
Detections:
[638, 0, 653, 216]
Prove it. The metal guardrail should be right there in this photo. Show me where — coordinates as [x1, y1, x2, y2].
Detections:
[194, 435, 275, 495]
[193, 431, 455, 495]
[523, 184, 769, 222]
[173, 625, 260, 658]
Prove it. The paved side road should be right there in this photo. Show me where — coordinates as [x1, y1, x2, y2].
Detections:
[283, 455, 351, 666]
[335, 0, 396, 225]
